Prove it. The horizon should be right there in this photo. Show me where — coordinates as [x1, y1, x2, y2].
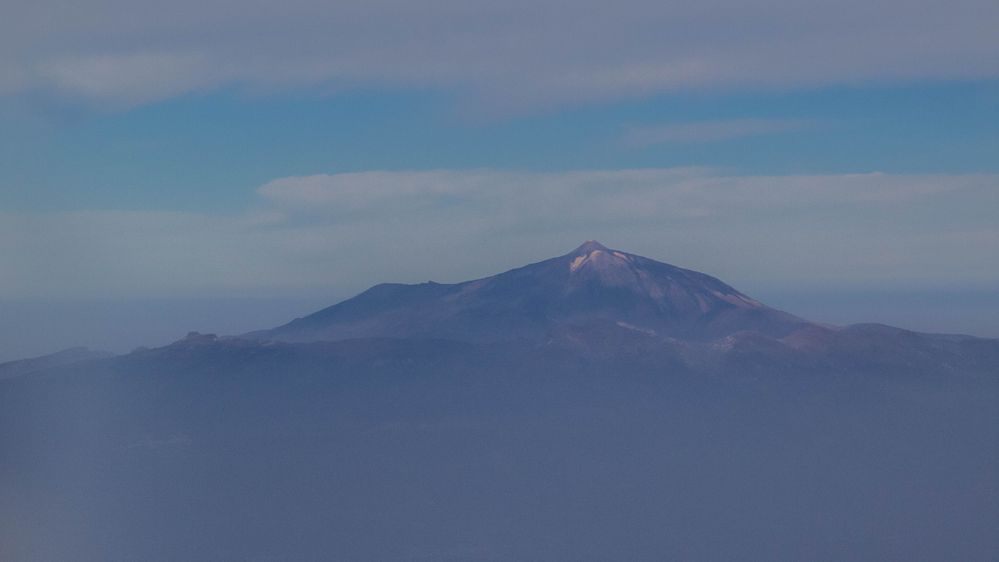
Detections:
[3, 239, 999, 361]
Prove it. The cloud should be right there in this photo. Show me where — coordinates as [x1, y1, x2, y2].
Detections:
[257, 168, 986, 223]
[36, 53, 217, 107]
[1, 0, 997, 110]
[2, 169, 997, 299]
[621, 119, 813, 146]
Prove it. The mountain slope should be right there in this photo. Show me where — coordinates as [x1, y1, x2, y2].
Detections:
[0, 347, 114, 380]
[250, 241, 809, 344]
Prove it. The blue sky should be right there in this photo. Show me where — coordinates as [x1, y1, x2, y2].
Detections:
[1, 0, 998, 358]
[3, 81, 998, 212]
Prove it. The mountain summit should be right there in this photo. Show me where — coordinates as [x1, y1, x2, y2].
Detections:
[250, 241, 808, 344]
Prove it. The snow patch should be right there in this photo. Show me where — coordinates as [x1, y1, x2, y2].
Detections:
[616, 321, 657, 336]
[571, 249, 631, 273]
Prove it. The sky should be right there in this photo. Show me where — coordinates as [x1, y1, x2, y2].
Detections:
[1, 0, 998, 359]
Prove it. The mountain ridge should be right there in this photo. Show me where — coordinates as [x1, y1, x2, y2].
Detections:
[248, 241, 810, 345]
[0, 347, 114, 380]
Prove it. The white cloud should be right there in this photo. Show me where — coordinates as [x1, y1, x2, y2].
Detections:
[1, 0, 997, 110]
[2, 169, 997, 299]
[37, 53, 217, 107]
[257, 169, 988, 223]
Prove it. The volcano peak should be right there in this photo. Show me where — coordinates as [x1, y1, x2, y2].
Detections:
[571, 240, 609, 255]
[250, 242, 808, 344]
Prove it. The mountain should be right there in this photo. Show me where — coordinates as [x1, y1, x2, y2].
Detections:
[250, 241, 808, 344]
[245, 241, 998, 376]
[2, 242, 997, 561]
[0, 347, 114, 379]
